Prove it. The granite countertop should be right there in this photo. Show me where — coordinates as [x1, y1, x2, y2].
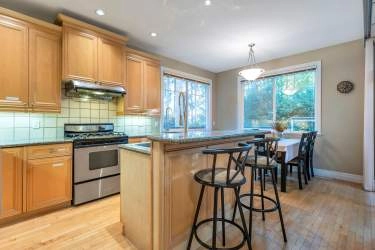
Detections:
[147, 129, 268, 144]
[119, 142, 151, 155]
[0, 138, 73, 148]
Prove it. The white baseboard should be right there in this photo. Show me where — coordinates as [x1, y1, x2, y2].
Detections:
[313, 168, 363, 184]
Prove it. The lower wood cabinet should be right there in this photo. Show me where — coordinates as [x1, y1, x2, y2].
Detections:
[0, 143, 72, 222]
[0, 147, 23, 219]
[26, 156, 72, 212]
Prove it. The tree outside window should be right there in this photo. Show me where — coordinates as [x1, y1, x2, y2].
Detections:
[243, 69, 316, 132]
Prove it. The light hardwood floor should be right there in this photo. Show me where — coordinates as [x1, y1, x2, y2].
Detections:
[0, 176, 374, 250]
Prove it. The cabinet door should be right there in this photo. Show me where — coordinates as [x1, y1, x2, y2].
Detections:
[29, 28, 61, 112]
[143, 61, 161, 111]
[165, 148, 209, 248]
[126, 55, 144, 110]
[62, 26, 97, 82]
[0, 148, 23, 219]
[0, 16, 28, 110]
[27, 156, 72, 212]
[98, 37, 125, 86]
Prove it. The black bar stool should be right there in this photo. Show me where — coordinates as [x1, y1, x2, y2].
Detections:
[237, 137, 287, 243]
[187, 143, 252, 250]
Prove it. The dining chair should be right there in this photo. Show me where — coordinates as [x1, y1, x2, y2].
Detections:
[286, 133, 310, 189]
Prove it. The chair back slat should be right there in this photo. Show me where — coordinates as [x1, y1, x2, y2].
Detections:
[309, 131, 318, 154]
[298, 133, 310, 159]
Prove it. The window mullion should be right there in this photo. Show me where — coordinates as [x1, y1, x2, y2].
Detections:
[272, 78, 277, 123]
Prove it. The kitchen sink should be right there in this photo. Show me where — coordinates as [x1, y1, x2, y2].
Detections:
[134, 142, 151, 148]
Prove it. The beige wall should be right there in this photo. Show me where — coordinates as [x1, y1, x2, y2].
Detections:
[215, 40, 365, 175]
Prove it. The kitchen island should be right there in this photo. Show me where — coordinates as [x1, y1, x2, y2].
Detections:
[119, 130, 267, 250]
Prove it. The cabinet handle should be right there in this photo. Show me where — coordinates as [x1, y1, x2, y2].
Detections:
[56, 148, 66, 152]
[52, 163, 64, 168]
[5, 96, 20, 102]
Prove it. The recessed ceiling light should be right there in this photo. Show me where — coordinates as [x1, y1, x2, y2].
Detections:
[150, 32, 158, 37]
[204, 0, 212, 6]
[95, 9, 105, 16]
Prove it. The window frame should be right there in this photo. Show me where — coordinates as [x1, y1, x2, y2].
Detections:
[237, 61, 322, 134]
[161, 67, 213, 132]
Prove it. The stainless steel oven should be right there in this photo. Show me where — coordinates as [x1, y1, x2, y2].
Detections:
[74, 144, 120, 183]
[65, 123, 128, 205]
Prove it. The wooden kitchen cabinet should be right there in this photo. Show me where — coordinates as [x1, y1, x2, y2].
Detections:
[126, 55, 144, 110]
[0, 143, 72, 224]
[0, 15, 29, 110]
[143, 60, 161, 111]
[118, 48, 161, 114]
[57, 14, 128, 85]
[26, 156, 72, 212]
[0, 7, 62, 112]
[62, 25, 98, 82]
[98, 36, 125, 86]
[29, 27, 61, 112]
[0, 147, 24, 219]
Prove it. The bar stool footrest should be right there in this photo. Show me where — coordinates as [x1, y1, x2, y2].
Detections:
[239, 193, 279, 213]
[194, 218, 246, 250]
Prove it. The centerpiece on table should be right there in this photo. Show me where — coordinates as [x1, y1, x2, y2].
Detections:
[272, 121, 288, 138]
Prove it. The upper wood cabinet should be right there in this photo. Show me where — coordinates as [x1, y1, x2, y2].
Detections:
[98, 36, 125, 86]
[0, 147, 24, 220]
[0, 15, 29, 110]
[57, 14, 127, 86]
[119, 49, 161, 114]
[29, 27, 61, 112]
[0, 8, 62, 112]
[126, 55, 144, 110]
[62, 26, 97, 82]
[144, 60, 161, 111]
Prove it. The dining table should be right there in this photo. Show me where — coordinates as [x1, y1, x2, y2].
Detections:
[277, 138, 301, 192]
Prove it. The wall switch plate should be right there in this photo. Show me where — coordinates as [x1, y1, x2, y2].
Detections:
[32, 120, 40, 129]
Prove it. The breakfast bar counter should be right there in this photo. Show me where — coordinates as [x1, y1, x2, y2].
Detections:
[119, 130, 267, 250]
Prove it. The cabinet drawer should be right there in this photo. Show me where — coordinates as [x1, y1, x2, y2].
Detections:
[27, 143, 72, 159]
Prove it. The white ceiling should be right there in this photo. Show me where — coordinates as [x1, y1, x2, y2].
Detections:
[0, 0, 364, 73]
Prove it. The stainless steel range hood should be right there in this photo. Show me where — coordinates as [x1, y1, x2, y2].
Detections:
[65, 80, 126, 100]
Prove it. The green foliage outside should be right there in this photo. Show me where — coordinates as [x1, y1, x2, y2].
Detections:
[243, 70, 315, 132]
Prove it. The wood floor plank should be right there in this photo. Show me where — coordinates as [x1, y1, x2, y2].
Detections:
[0, 176, 374, 250]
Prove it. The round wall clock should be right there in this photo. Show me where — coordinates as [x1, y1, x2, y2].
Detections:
[337, 81, 354, 94]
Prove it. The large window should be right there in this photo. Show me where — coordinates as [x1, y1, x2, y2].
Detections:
[240, 62, 321, 132]
[162, 70, 211, 130]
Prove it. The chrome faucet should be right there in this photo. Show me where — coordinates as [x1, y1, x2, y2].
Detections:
[178, 92, 188, 134]
[165, 107, 173, 130]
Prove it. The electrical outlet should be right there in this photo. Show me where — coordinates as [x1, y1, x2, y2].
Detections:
[32, 120, 40, 129]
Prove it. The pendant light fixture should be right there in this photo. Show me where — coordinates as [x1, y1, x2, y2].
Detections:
[238, 43, 265, 81]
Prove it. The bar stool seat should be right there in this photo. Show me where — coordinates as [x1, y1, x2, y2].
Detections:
[244, 155, 277, 166]
[195, 168, 246, 187]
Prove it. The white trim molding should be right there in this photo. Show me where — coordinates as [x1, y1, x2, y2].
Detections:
[313, 168, 363, 184]
[363, 39, 375, 191]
